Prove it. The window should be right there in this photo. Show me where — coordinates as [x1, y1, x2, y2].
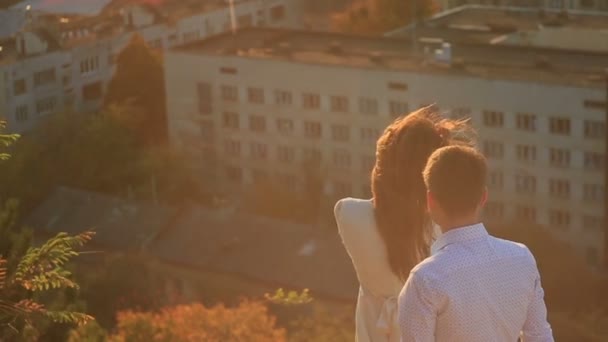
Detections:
[515, 175, 536, 194]
[389, 101, 409, 118]
[484, 201, 504, 219]
[584, 120, 605, 140]
[488, 170, 503, 190]
[516, 145, 536, 162]
[252, 169, 268, 183]
[583, 184, 603, 202]
[222, 112, 239, 129]
[248, 87, 264, 104]
[270, 5, 286, 22]
[359, 97, 378, 115]
[250, 142, 267, 160]
[516, 206, 536, 223]
[225, 165, 242, 183]
[274, 90, 292, 105]
[361, 155, 375, 173]
[584, 152, 604, 171]
[79, 57, 99, 74]
[330, 96, 349, 113]
[549, 179, 570, 199]
[15, 105, 28, 123]
[451, 107, 471, 119]
[277, 173, 296, 191]
[333, 150, 351, 168]
[333, 181, 352, 197]
[35, 97, 56, 115]
[302, 147, 322, 163]
[483, 141, 504, 159]
[549, 210, 571, 229]
[220, 67, 237, 75]
[388, 82, 408, 91]
[303, 93, 320, 110]
[224, 139, 241, 157]
[360, 127, 380, 143]
[586, 247, 599, 267]
[221, 85, 238, 102]
[276, 118, 294, 135]
[199, 120, 214, 143]
[549, 148, 570, 168]
[516, 113, 536, 131]
[583, 99, 606, 110]
[582, 215, 603, 234]
[34, 68, 56, 87]
[13, 79, 26, 95]
[332, 124, 350, 142]
[482, 110, 504, 127]
[249, 115, 266, 133]
[277, 145, 295, 163]
[549, 117, 571, 135]
[82, 81, 102, 101]
[304, 121, 322, 139]
[197, 82, 212, 115]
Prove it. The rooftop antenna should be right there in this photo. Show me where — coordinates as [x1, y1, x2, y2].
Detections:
[228, 0, 237, 35]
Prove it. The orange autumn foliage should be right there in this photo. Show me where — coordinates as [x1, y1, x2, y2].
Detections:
[109, 300, 286, 342]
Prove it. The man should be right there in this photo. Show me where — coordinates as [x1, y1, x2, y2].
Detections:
[398, 146, 553, 342]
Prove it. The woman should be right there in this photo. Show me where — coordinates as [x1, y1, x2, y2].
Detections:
[334, 107, 473, 341]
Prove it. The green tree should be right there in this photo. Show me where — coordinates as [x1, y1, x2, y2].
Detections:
[0, 231, 94, 340]
[332, 0, 437, 34]
[104, 34, 167, 146]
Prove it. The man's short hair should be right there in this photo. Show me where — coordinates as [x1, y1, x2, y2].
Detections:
[423, 145, 487, 218]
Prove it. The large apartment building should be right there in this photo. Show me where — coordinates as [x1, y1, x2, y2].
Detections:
[0, 0, 302, 133]
[164, 6, 607, 268]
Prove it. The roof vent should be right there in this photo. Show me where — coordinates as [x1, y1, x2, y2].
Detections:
[328, 41, 343, 55]
[370, 51, 384, 64]
[434, 42, 452, 63]
[451, 57, 466, 69]
[534, 55, 552, 69]
[277, 42, 291, 54]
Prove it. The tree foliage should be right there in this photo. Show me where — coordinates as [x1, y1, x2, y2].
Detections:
[104, 34, 167, 146]
[0, 231, 94, 338]
[332, 0, 438, 34]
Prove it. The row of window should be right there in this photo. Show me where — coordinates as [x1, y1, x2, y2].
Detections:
[484, 201, 602, 233]
[223, 139, 375, 170]
[218, 112, 382, 142]
[204, 84, 410, 116]
[483, 141, 605, 170]
[484, 111, 605, 139]
[488, 171, 604, 201]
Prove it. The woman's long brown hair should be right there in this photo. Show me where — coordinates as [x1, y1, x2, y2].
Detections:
[371, 107, 474, 280]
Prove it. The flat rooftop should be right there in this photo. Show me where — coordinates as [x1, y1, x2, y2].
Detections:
[173, 27, 608, 88]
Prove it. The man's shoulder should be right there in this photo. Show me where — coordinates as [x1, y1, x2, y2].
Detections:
[488, 235, 536, 262]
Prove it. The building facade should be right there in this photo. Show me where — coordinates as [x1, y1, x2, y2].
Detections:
[0, 0, 302, 134]
[164, 27, 606, 268]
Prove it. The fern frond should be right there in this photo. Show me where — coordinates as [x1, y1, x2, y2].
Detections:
[44, 311, 94, 326]
[14, 231, 94, 291]
[0, 257, 7, 289]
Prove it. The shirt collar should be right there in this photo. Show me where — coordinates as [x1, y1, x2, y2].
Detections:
[431, 223, 488, 255]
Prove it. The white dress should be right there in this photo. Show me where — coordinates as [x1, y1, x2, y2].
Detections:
[334, 197, 439, 342]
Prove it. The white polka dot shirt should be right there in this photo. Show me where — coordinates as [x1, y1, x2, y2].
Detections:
[398, 223, 554, 342]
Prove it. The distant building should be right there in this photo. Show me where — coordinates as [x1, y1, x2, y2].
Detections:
[0, 0, 303, 133]
[163, 6, 607, 268]
[436, 0, 608, 12]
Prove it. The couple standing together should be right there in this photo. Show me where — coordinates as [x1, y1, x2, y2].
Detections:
[334, 108, 554, 342]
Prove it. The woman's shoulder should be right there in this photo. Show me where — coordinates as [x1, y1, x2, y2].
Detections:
[334, 197, 373, 219]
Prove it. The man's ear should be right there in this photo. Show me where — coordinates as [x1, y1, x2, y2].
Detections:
[480, 187, 488, 208]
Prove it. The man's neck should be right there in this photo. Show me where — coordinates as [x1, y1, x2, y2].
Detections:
[440, 218, 481, 234]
